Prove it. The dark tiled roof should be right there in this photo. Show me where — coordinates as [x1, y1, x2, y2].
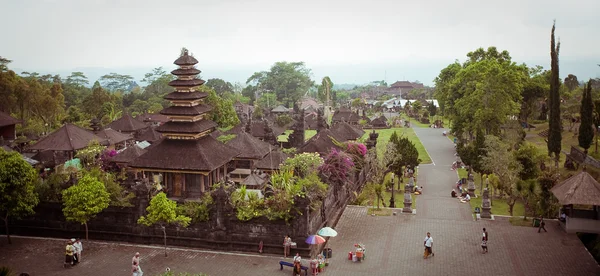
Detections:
[109, 145, 147, 164]
[171, 68, 201, 76]
[173, 52, 199, 65]
[0, 111, 21, 127]
[28, 123, 108, 151]
[300, 129, 343, 155]
[164, 91, 208, 101]
[156, 120, 217, 134]
[254, 150, 288, 170]
[94, 128, 133, 145]
[226, 131, 271, 160]
[136, 127, 162, 142]
[160, 105, 212, 116]
[330, 122, 365, 141]
[107, 114, 148, 133]
[168, 79, 205, 87]
[129, 136, 238, 172]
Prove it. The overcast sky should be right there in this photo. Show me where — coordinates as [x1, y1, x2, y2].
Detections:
[1, 0, 599, 86]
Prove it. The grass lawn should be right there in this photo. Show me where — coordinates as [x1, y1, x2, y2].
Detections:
[361, 127, 432, 164]
[456, 168, 525, 217]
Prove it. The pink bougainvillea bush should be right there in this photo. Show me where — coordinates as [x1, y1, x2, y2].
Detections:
[318, 148, 354, 187]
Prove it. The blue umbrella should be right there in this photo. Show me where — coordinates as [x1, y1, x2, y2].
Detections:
[318, 227, 338, 237]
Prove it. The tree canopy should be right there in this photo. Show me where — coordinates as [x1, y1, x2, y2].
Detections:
[246, 62, 314, 107]
[62, 174, 110, 240]
[0, 148, 39, 244]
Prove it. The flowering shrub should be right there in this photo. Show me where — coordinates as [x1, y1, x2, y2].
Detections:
[318, 148, 354, 187]
[281, 152, 323, 178]
[346, 142, 367, 156]
[100, 148, 118, 171]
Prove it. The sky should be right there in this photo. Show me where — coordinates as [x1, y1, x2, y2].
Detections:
[1, 0, 599, 86]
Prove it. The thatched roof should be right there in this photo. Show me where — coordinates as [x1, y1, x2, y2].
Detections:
[226, 131, 271, 160]
[129, 136, 238, 172]
[28, 123, 108, 151]
[332, 109, 360, 123]
[242, 173, 268, 187]
[254, 149, 289, 170]
[551, 171, 600, 205]
[136, 127, 162, 143]
[107, 113, 148, 133]
[31, 150, 70, 168]
[136, 112, 169, 124]
[250, 121, 285, 139]
[300, 129, 343, 155]
[271, 105, 289, 113]
[330, 122, 365, 141]
[370, 116, 388, 127]
[0, 111, 21, 127]
[94, 128, 133, 145]
[109, 145, 147, 164]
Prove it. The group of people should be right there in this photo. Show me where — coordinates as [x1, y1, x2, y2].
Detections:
[63, 238, 83, 268]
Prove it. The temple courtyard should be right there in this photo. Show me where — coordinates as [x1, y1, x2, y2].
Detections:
[1, 127, 599, 276]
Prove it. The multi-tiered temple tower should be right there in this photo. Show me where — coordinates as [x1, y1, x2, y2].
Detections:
[130, 49, 238, 198]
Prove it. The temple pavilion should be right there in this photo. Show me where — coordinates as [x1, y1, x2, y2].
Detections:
[130, 49, 238, 199]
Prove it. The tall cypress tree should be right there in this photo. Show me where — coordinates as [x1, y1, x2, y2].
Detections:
[548, 21, 562, 167]
[578, 80, 594, 153]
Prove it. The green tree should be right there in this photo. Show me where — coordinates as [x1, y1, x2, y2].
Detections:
[141, 67, 174, 99]
[433, 62, 462, 119]
[0, 56, 12, 72]
[62, 174, 110, 240]
[205, 78, 233, 97]
[564, 74, 579, 91]
[514, 143, 544, 180]
[99, 73, 134, 93]
[318, 76, 333, 105]
[246, 62, 314, 106]
[0, 149, 39, 244]
[201, 86, 240, 128]
[427, 101, 437, 118]
[481, 135, 522, 216]
[579, 80, 594, 153]
[548, 21, 562, 167]
[138, 192, 191, 257]
[384, 131, 421, 176]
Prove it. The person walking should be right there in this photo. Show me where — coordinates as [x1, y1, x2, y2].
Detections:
[283, 235, 292, 258]
[423, 232, 434, 259]
[482, 228, 489, 253]
[132, 252, 143, 276]
[74, 238, 83, 263]
[64, 240, 74, 268]
[538, 217, 547, 233]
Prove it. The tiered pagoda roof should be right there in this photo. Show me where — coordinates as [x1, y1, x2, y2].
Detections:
[130, 49, 238, 172]
[330, 121, 365, 141]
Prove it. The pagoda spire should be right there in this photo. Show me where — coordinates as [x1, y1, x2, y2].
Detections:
[155, 49, 217, 140]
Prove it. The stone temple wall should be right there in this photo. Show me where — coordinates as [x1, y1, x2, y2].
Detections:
[3, 171, 366, 256]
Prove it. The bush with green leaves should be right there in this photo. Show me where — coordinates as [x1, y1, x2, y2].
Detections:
[230, 185, 264, 221]
[177, 193, 213, 223]
[281, 152, 323, 177]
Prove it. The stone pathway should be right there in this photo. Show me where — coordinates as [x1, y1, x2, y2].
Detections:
[1, 126, 599, 275]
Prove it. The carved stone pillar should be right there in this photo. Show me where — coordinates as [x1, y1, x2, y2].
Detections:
[402, 186, 412, 213]
[481, 188, 492, 219]
[467, 174, 476, 197]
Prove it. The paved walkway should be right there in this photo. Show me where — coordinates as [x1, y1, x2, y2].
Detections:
[1, 126, 599, 276]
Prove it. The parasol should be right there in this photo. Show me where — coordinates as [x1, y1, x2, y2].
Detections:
[305, 235, 326, 245]
[317, 227, 338, 237]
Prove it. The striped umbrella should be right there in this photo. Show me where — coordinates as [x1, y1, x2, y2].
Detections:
[305, 235, 326, 245]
